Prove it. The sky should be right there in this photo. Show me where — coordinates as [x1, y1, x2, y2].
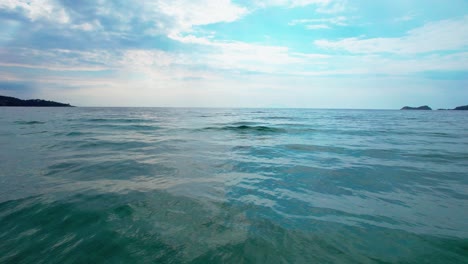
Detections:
[0, 0, 467, 108]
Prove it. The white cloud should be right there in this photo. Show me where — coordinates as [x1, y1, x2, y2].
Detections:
[0, 0, 247, 36]
[316, 0, 346, 13]
[3, 43, 467, 81]
[118, 50, 176, 68]
[71, 20, 102, 31]
[175, 35, 468, 76]
[2, 45, 467, 108]
[290, 16, 347, 26]
[254, 0, 331, 8]
[315, 16, 468, 54]
[166, 32, 466, 76]
[305, 24, 330, 29]
[301, 52, 468, 76]
[168, 34, 330, 73]
[252, 0, 348, 14]
[143, 0, 247, 35]
[0, 47, 218, 84]
[0, 0, 69, 23]
[0, 48, 113, 71]
[289, 16, 347, 29]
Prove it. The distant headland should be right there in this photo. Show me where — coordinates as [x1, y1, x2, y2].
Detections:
[453, 105, 468, 110]
[401, 105, 432, 110]
[401, 105, 468, 110]
[0, 95, 73, 107]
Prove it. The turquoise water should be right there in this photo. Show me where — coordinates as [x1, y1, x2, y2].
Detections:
[0, 107, 467, 263]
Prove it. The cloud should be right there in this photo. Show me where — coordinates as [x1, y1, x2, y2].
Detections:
[167, 34, 331, 74]
[290, 16, 347, 26]
[155, 31, 468, 77]
[315, 16, 468, 54]
[2, 43, 467, 83]
[0, 48, 113, 71]
[0, 0, 69, 23]
[308, 52, 468, 76]
[316, 0, 346, 13]
[153, 0, 247, 34]
[289, 16, 347, 29]
[71, 20, 102, 31]
[2, 45, 466, 108]
[99, 0, 247, 36]
[249, 0, 350, 15]
[305, 24, 330, 29]
[0, 0, 247, 38]
[252, 0, 348, 14]
[253, 0, 331, 8]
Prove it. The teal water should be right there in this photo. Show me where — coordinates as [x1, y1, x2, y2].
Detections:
[0, 108, 467, 263]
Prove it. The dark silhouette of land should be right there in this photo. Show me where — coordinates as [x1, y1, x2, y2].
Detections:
[0, 95, 72, 107]
[453, 105, 468, 110]
[401, 105, 432, 110]
[401, 105, 468, 111]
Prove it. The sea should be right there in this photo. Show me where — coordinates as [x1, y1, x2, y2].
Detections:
[0, 107, 467, 263]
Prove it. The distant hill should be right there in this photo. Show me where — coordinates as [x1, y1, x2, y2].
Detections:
[0, 95, 73, 107]
[401, 105, 432, 110]
[401, 105, 468, 111]
[453, 105, 468, 110]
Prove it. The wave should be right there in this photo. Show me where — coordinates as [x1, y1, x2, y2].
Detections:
[46, 139, 151, 152]
[282, 144, 344, 153]
[20, 131, 48, 135]
[74, 123, 161, 131]
[83, 118, 151, 123]
[14, 121, 45, 125]
[52, 131, 95, 137]
[44, 157, 177, 181]
[65, 131, 90, 137]
[261, 116, 299, 121]
[204, 125, 286, 133]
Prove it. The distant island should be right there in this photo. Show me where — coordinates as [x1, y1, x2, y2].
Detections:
[401, 105, 432, 110]
[453, 105, 468, 110]
[401, 105, 468, 110]
[0, 95, 73, 107]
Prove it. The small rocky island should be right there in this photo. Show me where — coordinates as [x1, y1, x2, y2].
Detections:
[401, 105, 432, 110]
[0, 95, 73, 107]
[401, 105, 468, 111]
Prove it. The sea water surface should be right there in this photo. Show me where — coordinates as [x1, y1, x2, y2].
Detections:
[0, 107, 467, 263]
